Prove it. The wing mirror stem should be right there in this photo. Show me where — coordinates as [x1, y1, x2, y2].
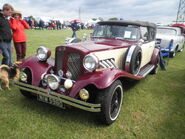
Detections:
[138, 39, 144, 46]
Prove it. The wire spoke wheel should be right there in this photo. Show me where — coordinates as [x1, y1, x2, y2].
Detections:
[133, 52, 141, 73]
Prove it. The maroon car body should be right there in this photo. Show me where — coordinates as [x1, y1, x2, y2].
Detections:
[16, 20, 160, 125]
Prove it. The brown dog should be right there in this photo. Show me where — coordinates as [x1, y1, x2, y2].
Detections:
[0, 62, 21, 90]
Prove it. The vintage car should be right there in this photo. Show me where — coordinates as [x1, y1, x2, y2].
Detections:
[156, 26, 185, 57]
[15, 20, 160, 125]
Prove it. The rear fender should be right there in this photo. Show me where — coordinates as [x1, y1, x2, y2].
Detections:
[19, 56, 54, 86]
[69, 68, 143, 97]
[150, 47, 160, 65]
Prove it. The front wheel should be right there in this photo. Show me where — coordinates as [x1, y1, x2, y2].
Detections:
[169, 51, 176, 58]
[169, 47, 178, 58]
[96, 80, 123, 125]
[179, 45, 184, 52]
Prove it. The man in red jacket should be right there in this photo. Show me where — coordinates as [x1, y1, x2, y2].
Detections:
[9, 10, 30, 61]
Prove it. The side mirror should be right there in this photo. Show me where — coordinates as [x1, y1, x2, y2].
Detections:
[138, 39, 144, 46]
[65, 37, 71, 44]
[82, 33, 87, 41]
[143, 33, 148, 41]
[143, 36, 148, 41]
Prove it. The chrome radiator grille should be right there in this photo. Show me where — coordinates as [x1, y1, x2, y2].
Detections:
[67, 53, 81, 80]
[55, 48, 63, 74]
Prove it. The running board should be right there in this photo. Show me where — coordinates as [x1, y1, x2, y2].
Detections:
[138, 64, 155, 77]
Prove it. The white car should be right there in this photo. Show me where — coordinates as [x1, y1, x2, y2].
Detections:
[156, 26, 185, 57]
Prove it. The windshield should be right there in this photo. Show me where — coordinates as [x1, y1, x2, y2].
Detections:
[92, 25, 139, 41]
[157, 28, 177, 35]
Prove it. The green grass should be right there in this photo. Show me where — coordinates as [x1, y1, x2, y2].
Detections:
[0, 29, 185, 139]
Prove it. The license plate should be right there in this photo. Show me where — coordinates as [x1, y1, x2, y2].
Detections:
[37, 95, 65, 109]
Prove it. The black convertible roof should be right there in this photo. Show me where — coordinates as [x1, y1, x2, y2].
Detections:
[98, 20, 156, 28]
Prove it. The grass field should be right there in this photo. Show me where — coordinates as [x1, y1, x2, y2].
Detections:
[0, 29, 185, 139]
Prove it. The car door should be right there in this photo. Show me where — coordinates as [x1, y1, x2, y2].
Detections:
[139, 26, 155, 68]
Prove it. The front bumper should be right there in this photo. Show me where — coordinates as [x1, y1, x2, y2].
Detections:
[15, 82, 101, 112]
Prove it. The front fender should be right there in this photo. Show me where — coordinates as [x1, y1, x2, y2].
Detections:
[69, 68, 143, 97]
[19, 56, 54, 86]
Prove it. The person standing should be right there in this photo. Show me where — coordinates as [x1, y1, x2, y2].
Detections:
[28, 18, 33, 29]
[70, 20, 79, 38]
[9, 10, 30, 61]
[0, 3, 14, 66]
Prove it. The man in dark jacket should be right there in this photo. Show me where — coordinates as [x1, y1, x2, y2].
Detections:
[70, 20, 79, 38]
[0, 3, 14, 66]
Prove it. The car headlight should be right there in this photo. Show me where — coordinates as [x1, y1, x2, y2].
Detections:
[20, 71, 27, 82]
[79, 89, 89, 100]
[46, 74, 60, 90]
[83, 54, 99, 72]
[64, 79, 73, 89]
[36, 46, 51, 61]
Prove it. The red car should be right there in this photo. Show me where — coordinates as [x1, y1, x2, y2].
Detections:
[16, 20, 160, 125]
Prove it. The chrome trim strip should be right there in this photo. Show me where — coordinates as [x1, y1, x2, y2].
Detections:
[102, 60, 110, 68]
[99, 62, 107, 68]
[110, 59, 117, 68]
[106, 59, 115, 68]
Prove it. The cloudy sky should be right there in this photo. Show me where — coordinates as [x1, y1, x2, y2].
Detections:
[0, 0, 179, 24]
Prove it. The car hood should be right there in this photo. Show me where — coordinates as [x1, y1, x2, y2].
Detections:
[65, 39, 135, 53]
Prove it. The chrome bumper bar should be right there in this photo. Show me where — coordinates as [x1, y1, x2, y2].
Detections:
[15, 82, 101, 112]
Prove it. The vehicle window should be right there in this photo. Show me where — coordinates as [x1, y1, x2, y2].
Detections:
[148, 27, 156, 41]
[157, 28, 177, 35]
[92, 25, 139, 41]
[140, 27, 148, 41]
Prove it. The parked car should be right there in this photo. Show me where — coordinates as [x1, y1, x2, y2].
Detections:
[156, 26, 185, 57]
[15, 20, 160, 125]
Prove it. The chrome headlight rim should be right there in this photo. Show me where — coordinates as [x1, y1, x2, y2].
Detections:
[19, 71, 28, 82]
[36, 46, 51, 61]
[83, 53, 99, 72]
[46, 74, 60, 90]
[41, 73, 48, 87]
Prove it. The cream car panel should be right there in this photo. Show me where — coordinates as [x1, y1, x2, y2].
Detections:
[93, 48, 128, 69]
[140, 41, 155, 67]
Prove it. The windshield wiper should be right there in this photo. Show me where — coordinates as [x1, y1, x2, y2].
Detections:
[115, 37, 124, 40]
